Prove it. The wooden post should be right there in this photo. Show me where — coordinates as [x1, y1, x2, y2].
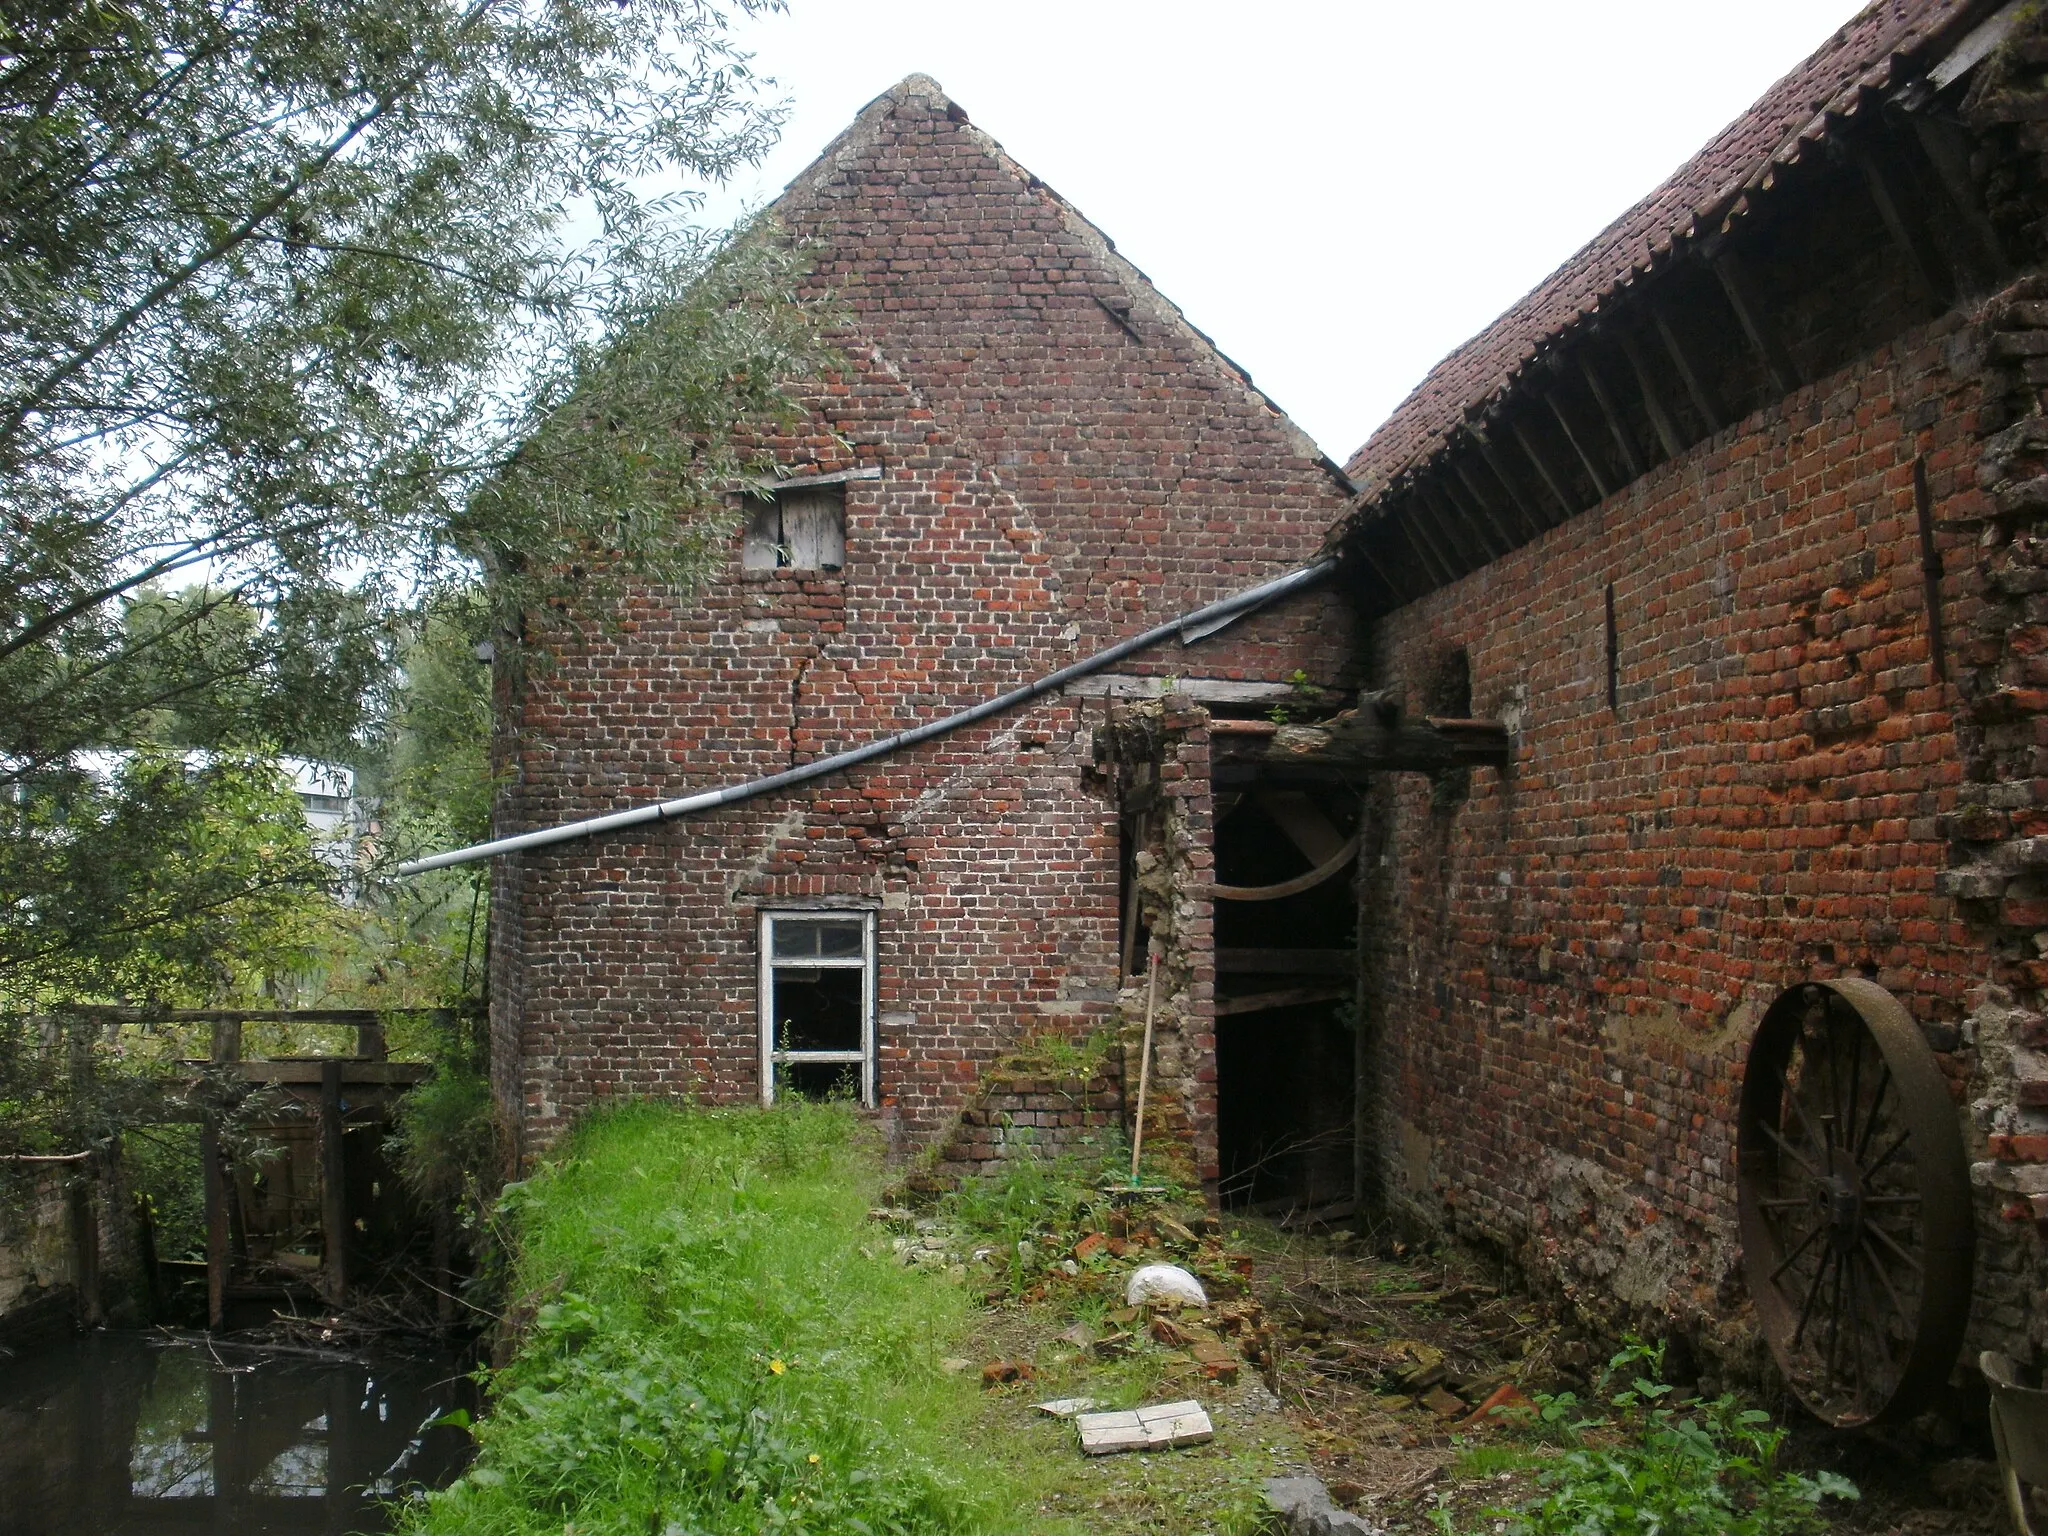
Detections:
[205, 1010, 236, 1330]
[202, 1122, 228, 1331]
[68, 1170, 102, 1327]
[1129, 950, 1159, 1184]
[319, 1059, 348, 1307]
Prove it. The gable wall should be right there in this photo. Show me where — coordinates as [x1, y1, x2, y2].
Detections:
[489, 81, 1358, 1158]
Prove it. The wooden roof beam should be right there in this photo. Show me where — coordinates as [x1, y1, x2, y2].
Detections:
[1507, 413, 1579, 522]
[1577, 352, 1646, 481]
[1855, 140, 1954, 314]
[1427, 475, 1515, 561]
[1450, 447, 1539, 544]
[1615, 328, 1686, 461]
[1711, 250, 1800, 396]
[1542, 386, 1613, 501]
[1402, 490, 1468, 583]
[1650, 302, 1724, 434]
[1469, 427, 1555, 534]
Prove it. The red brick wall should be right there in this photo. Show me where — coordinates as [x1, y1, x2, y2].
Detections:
[1356, 298, 2038, 1359]
[488, 76, 1357, 1154]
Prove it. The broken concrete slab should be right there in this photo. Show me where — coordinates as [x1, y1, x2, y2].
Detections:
[1074, 1399, 1214, 1455]
[1264, 1474, 1387, 1535]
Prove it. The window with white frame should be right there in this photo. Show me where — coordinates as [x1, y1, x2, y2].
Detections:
[759, 910, 875, 1105]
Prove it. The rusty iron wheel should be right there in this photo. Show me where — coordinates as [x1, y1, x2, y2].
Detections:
[1738, 978, 1973, 1427]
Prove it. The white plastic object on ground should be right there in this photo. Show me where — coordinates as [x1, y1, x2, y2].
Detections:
[1125, 1263, 1207, 1308]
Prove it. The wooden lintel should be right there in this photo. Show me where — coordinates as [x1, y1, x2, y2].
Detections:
[1212, 708, 1511, 776]
[1616, 328, 1686, 460]
[1470, 428, 1554, 533]
[1855, 142, 1953, 312]
[1577, 353, 1646, 479]
[1217, 948, 1356, 976]
[1215, 987, 1352, 1018]
[1650, 303, 1723, 433]
[1423, 480, 1509, 562]
[1542, 388, 1613, 500]
[1507, 414, 1577, 521]
[1711, 251, 1798, 396]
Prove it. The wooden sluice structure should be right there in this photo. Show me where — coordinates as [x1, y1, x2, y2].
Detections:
[69, 1007, 452, 1330]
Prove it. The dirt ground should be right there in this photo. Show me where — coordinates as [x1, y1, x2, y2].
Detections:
[931, 1203, 2005, 1535]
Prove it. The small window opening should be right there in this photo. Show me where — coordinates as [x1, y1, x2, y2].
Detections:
[743, 483, 846, 572]
[1604, 583, 1618, 713]
[760, 911, 874, 1105]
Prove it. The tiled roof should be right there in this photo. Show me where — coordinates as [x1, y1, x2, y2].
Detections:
[1344, 0, 1997, 491]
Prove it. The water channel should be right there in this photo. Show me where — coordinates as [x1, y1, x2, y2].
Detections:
[0, 1333, 475, 1535]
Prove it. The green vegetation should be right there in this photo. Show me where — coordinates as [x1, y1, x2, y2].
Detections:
[409, 1103, 1017, 1536]
[1433, 1339, 1858, 1536]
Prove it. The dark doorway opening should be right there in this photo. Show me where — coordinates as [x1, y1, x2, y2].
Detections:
[1212, 788, 1359, 1213]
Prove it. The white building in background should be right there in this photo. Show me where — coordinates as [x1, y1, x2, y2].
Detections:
[63, 751, 364, 872]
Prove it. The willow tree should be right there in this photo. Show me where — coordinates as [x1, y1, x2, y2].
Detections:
[0, 0, 822, 1003]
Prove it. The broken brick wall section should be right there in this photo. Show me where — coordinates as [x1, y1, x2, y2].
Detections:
[1094, 695, 1221, 1188]
[1940, 276, 2048, 1354]
[913, 1064, 1126, 1191]
[1359, 291, 2048, 1379]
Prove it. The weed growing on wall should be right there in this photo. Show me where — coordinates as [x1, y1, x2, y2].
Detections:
[405, 1101, 1016, 1536]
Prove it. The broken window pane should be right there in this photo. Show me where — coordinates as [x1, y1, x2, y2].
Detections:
[761, 910, 874, 1107]
[771, 967, 862, 1052]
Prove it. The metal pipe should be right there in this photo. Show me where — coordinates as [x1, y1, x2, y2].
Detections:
[398, 559, 1336, 874]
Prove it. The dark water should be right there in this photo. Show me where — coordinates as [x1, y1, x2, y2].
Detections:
[0, 1333, 475, 1535]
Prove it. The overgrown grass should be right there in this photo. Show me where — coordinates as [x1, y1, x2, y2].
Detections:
[405, 1101, 1019, 1536]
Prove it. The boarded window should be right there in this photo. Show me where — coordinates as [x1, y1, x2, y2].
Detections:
[741, 483, 846, 572]
[759, 910, 874, 1105]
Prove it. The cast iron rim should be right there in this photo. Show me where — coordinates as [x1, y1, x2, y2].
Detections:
[1737, 978, 1972, 1427]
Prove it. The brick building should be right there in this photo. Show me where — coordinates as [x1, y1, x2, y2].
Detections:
[447, 0, 2048, 1422]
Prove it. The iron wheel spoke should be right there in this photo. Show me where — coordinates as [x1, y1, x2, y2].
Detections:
[1770, 1221, 1823, 1284]
[1865, 1217, 1926, 1276]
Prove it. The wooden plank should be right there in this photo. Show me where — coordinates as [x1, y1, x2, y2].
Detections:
[1711, 252, 1798, 396]
[319, 1060, 347, 1307]
[1616, 329, 1685, 460]
[781, 486, 846, 570]
[1254, 790, 1348, 865]
[1217, 948, 1356, 976]
[1215, 987, 1351, 1017]
[1650, 303, 1723, 433]
[1577, 353, 1645, 479]
[194, 1060, 432, 1085]
[1542, 389, 1612, 500]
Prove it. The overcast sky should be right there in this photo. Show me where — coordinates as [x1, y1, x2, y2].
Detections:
[702, 0, 1870, 464]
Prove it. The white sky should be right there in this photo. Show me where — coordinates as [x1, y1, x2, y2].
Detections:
[705, 0, 1870, 464]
